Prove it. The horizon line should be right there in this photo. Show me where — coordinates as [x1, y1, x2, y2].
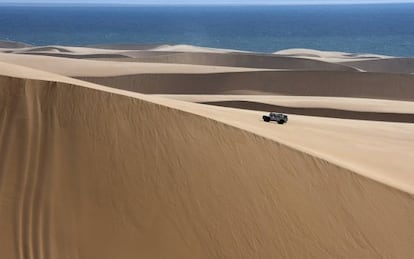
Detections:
[1, 1, 414, 6]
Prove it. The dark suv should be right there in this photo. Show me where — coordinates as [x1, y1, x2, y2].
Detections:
[262, 112, 288, 124]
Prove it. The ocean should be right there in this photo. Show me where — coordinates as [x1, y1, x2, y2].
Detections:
[0, 4, 414, 56]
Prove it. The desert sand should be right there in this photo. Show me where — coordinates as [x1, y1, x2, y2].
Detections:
[1, 42, 414, 258]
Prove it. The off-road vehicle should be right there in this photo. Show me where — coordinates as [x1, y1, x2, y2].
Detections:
[262, 112, 288, 124]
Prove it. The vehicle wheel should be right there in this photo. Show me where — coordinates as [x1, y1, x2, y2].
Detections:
[263, 116, 270, 122]
[278, 121, 285, 124]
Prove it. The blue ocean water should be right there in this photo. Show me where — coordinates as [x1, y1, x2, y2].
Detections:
[0, 4, 414, 56]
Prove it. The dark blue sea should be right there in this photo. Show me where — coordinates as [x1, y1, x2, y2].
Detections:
[1, 4, 414, 56]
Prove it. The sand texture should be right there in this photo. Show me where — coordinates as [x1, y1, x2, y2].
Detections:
[1, 43, 414, 258]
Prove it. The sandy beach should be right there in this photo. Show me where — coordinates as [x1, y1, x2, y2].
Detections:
[1, 42, 414, 258]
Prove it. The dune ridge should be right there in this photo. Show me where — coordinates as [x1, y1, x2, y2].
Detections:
[79, 70, 414, 101]
[342, 58, 414, 74]
[88, 43, 172, 50]
[274, 48, 392, 62]
[98, 52, 358, 71]
[1, 70, 414, 258]
[200, 100, 414, 123]
[0, 53, 268, 77]
[12, 51, 133, 59]
[89, 43, 246, 53]
[161, 95, 414, 114]
[164, 94, 414, 122]
[0, 40, 30, 49]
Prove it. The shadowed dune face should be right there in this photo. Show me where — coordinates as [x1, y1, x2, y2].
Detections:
[1, 76, 414, 258]
[2, 50, 358, 71]
[98, 52, 359, 71]
[12, 52, 133, 59]
[0, 53, 268, 77]
[79, 70, 414, 101]
[21, 46, 74, 53]
[342, 58, 414, 74]
[0, 40, 30, 48]
[87, 43, 171, 50]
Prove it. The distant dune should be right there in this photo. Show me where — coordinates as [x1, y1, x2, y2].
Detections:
[200, 100, 414, 123]
[1, 44, 414, 258]
[274, 48, 392, 62]
[90, 43, 242, 53]
[0, 53, 267, 77]
[88, 43, 172, 50]
[0, 40, 31, 49]
[2, 47, 357, 71]
[99, 52, 358, 71]
[162, 95, 414, 114]
[341, 58, 414, 74]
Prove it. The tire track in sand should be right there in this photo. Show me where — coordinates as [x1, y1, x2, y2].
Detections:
[17, 82, 49, 259]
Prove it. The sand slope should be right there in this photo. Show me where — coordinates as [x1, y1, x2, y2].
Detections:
[1, 60, 414, 258]
[204, 100, 414, 122]
[160, 95, 414, 122]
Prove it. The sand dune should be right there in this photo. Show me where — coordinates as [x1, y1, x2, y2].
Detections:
[4, 50, 357, 72]
[90, 43, 240, 53]
[80, 70, 414, 101]
[20, 46, 74, 53]
[159, 95, 414, 122]
[2, 44, 242, 59]
[99, 51, 357, 71]
[3, 45, 125, 54]
[2, 44, 358, 71]
[162, 95, 414, 113]
[275, 48, 392, 63]
[202, 100, 414, 122]
[149, 44, 244, 53]
[1, 61, 414, 258]
[14, 51, 135, 59]
[0, 53, 269, 77]
[88, 43, 173, 50]
[273, 49, 414, 74]
[1, 44, 414, 258]
[342, 58, 414, 74]
[3, 45, 134, 59]
[0, 40, 30, 49]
